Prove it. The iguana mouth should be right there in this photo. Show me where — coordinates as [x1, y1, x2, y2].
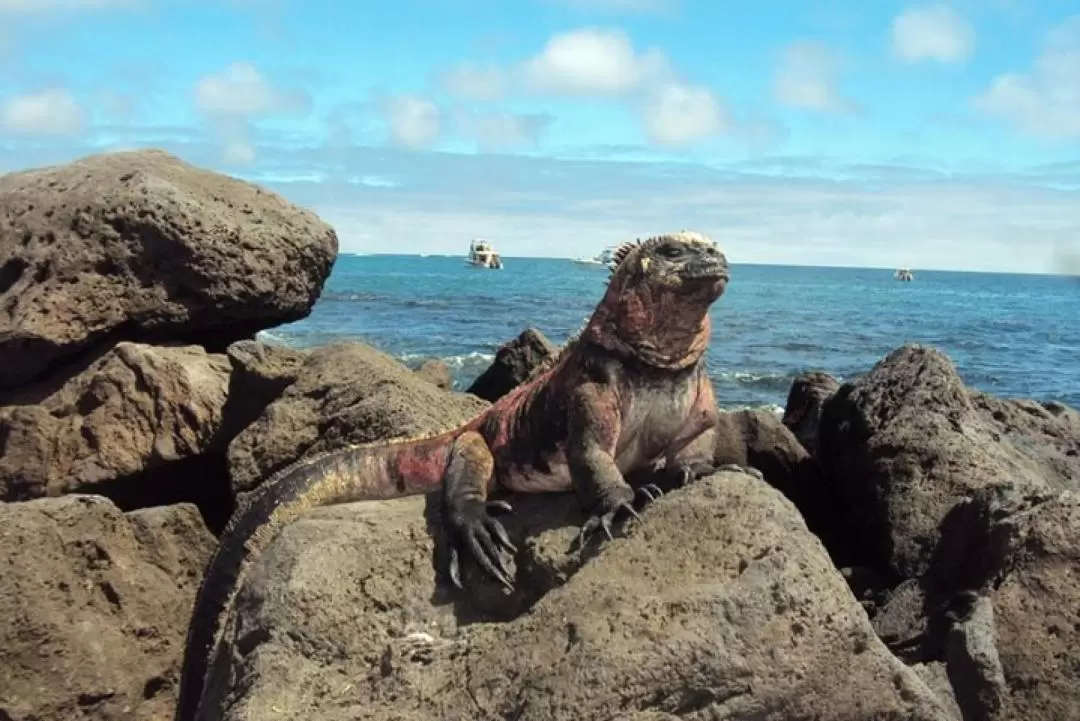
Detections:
[682, 259, 730, 282]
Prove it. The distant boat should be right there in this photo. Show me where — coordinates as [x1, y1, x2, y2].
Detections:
[573, 247, 616, 269]
[465, 238, 503, 269]
[894, 268, 914, 281]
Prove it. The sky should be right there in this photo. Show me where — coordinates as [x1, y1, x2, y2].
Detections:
[0, 0, 1079, 273]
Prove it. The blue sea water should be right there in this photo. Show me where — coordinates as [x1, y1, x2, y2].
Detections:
[261, 254, 1080, 411]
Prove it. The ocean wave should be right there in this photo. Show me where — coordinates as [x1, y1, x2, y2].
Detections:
[711, 370, 796, 391]
[255, 329, 292, 346]
[320, 290, 387, 302]
[719, 402, 786, 415]
[399, 351, 496, 369]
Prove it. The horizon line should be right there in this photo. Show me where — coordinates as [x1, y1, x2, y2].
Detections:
[343, 252, 1079, 279]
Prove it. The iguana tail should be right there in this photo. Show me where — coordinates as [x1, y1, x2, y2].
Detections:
[174, 435, 456, 721]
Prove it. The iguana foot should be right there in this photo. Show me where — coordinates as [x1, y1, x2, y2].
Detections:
[448, 499, 517, 591]
[671, 460, 717, 486]
[577, 483, 662, 548]
[716, 463, 765, 481]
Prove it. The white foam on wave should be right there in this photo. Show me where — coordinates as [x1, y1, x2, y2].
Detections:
[399, 351, 496, 368]
[255, 329, 292, 346]
[720, 403, 786, 416]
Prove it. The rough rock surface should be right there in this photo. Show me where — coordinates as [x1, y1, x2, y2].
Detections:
[708, 408, 861, 567]
[924, 487, 1080, 721]
[466, 327, 556, 402]
[0, 495, 216, 721]
[782, 370, 840, 454]
[817, 343, 1079, 580]
[217, 339, 307, 443]
[413, 358, 452, 390]
[0, 149, 338, 388]
[227, 341, 489, 495]
[199, 471, 955, 721]
[0, 341, 231, 502]
[711, 408, 813, 502]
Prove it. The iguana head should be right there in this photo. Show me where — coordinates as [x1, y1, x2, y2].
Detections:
[583, 230, 729, 369]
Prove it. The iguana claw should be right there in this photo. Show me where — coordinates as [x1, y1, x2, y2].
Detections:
[448, 499, 517, 590]
[578, 483, 662, 548]
[716, 463, 765, 481]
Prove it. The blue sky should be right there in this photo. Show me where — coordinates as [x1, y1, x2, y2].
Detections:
[1, 0, 1078, 273]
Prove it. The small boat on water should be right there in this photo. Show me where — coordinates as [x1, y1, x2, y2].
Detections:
[572, 247, 616, 268]
[894, 268, 914, 281]
[465, 238, 503, 269]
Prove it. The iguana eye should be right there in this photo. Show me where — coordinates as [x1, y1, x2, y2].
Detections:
[658, 245, 681, 258]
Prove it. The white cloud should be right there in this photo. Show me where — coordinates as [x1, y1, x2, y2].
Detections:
[380, 95, 442, 149]
[891, 5, 975, 64]
[301, 164, 1080, 274]
[641, 81, 727, 146]
[223, 141, 256, 165]
[773, 40, 857, 114]
[0, 88, 85, 135]
[453, 109, 553, 150]
[521, 28, 670, 96]
[192, 63, 309, 163]
[0, 0, 134, 11]
[439, 62, 506, 101]
[194, 62, 309, 118]
[973, 16, 1080, 141]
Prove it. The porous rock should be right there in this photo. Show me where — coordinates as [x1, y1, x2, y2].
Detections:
[927, 487, 1080, 721]
[817, 343, 1080, 580]
[711, 407, 812, 502]
[216, 339, 308, 442]
[0, 341, 231, 502]
[0, 495, 216, 721]
[466, 327, 556, 402]
[414, 358, 452, 390]
[0, 148, 338, 388]
[782, 370, 840, 454]
[707, 408, 864, 568]
[198, 471, 956, 721]
[227, 341, 488, 496]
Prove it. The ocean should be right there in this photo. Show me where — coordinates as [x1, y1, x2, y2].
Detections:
[260, 254, 1080, 412]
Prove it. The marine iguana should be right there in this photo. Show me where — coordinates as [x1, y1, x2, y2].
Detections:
[175, 230, 731, 721]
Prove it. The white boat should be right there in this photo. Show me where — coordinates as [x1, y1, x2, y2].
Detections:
[573, 246, 616, 268]
[465, 238, 503, 269]
[894, 268, 914, 281]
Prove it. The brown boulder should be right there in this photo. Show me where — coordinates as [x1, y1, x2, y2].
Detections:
[216, 339, 307, 442]
[711, 408, 811, 502]
[0, 341, 231, 503]
[817, 344, 1079, 580]
[917, 486, 1080, 721]
[226, 341, 489, 495]
[782, 370, 840, 454]
[466, 327, 556, 401]
[0, 149, 338, 388]
[708, 408, 864, 567]
[197, 471, 956, 721]
[414, 357, 452, 390]
[0, 495, 216, 721]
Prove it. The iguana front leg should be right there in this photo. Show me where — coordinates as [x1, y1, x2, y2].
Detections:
[443, 430, 517, 590]
[568, 382, 660, 545]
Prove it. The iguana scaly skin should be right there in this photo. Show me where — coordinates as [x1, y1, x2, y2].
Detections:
[175, 230, 731, 721]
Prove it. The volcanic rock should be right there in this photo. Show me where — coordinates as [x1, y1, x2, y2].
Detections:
[0, 149, 338, 388]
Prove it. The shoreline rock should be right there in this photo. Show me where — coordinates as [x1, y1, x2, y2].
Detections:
[0, 495, 215, 721]
[201, 471, 957, 721]
[0, 148, 337, 389]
